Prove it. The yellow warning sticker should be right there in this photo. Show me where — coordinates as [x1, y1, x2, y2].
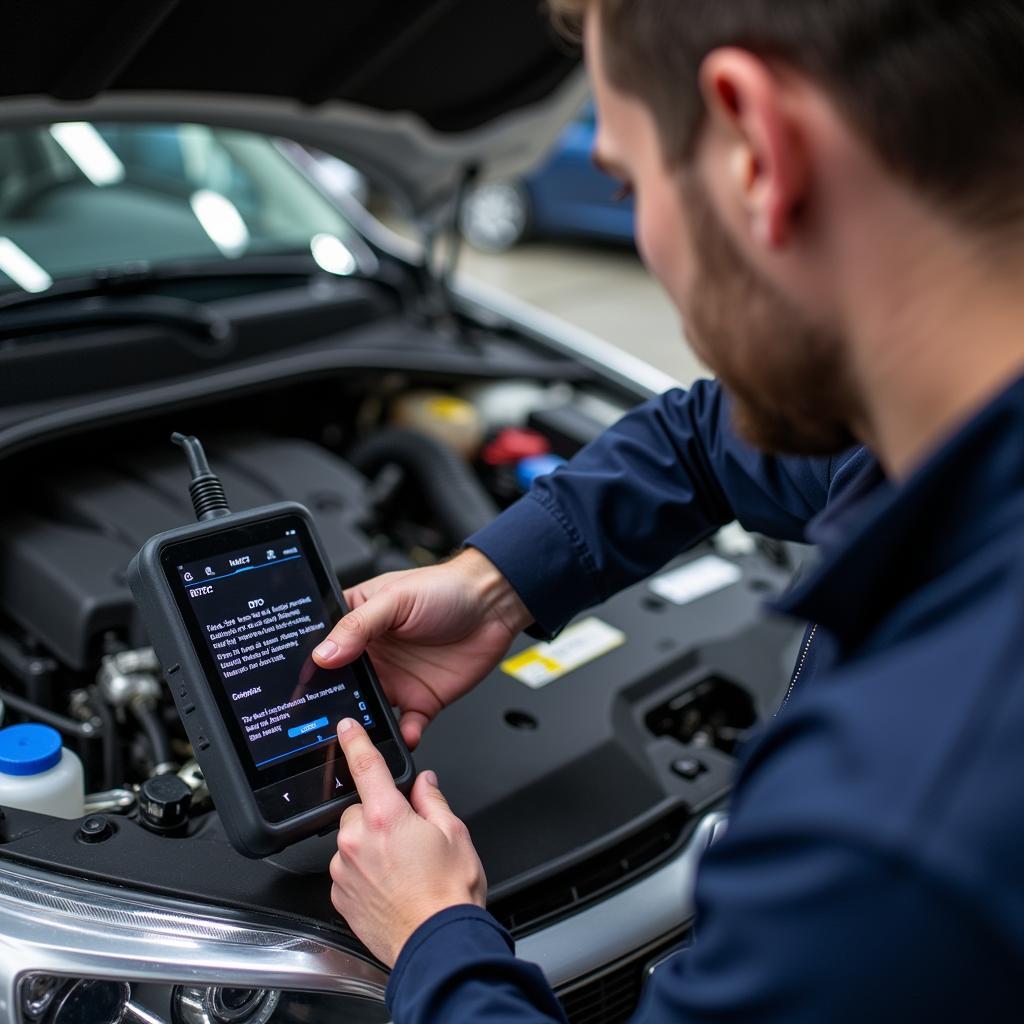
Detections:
[501, 617, 626, 689]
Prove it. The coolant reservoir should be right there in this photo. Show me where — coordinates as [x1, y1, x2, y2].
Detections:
[391, 391, 485, 458]
[0, 723, 85, 819]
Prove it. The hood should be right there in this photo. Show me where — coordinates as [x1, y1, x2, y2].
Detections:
[0, 0, 586, 214]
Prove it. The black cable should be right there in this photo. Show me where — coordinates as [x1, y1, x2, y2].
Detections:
[88, 685, 121, 791]
[171, 432, 231, 521]
[0, 688, 96, 738]
[132, 701, 174, 770]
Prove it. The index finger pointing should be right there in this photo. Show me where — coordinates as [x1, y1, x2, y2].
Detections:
[337, 718, 403, 817]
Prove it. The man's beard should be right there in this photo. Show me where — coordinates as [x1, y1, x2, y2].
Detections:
[682, 175, 859, 457]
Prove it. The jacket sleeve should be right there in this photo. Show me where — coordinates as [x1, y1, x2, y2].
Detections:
[467, 379, 841, 636]
[385, 905, 568, 1024]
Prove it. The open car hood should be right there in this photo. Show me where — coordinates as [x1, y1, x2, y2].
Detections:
[0, 0, 585, 215]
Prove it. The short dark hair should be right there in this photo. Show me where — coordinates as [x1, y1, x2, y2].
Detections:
[549, 0, 1024, 232]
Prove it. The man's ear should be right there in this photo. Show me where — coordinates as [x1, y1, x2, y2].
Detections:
[698, 48, 810, 250]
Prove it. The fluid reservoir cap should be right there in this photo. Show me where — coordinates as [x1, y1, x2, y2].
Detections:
[482, 428, 550, 466]
[516, 454, 568, 491]
[0, 724, 62, 776]
[139, 774, 192, 833]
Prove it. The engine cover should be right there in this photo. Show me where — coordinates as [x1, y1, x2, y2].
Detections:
[0, 436, 376, 670]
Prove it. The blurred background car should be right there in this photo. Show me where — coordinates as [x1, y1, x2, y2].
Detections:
[459, 102, 635, 252]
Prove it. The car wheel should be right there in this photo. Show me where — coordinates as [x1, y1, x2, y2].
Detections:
[459, 181, 532, 253]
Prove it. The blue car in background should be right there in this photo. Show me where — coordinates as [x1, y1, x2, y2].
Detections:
[459, 102, 635, 252]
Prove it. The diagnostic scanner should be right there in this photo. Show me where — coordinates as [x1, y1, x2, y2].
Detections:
[128, 434, 413, 857]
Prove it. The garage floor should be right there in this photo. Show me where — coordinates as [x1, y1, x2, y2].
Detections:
[459, 240, 708, 387]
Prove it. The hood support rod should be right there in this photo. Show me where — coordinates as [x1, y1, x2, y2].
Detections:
[418, 163, 479, 346]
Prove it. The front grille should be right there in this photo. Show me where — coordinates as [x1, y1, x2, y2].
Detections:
[557, 931, 687, 1024]
[489, 808, 690, 935]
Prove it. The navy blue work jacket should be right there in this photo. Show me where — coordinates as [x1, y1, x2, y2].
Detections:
[385, 377, 1024, 1022]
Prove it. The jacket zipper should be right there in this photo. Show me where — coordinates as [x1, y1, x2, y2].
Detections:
[776, 623, 818, 716]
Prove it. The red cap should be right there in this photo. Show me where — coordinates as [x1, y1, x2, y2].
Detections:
[481, 428, 551, 466]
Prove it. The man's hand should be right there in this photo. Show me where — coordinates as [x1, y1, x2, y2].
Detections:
[329, 717, 487, 967]
[313, 548, 532, 750]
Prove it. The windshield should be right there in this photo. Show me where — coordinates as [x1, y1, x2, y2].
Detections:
[0, 122, 364, 294]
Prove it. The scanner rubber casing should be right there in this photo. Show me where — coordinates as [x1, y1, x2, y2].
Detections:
[128, 501, 414, 858]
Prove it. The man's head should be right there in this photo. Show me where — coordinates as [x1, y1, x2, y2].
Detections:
[549, 1, 1024, 456]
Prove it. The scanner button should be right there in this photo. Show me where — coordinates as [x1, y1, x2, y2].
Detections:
[196, 734, 210, 751]
[287, 716, 330, 739]
[167, 664, 180, 675]
[255, 761, 353, 822]
[183, 704, 196, 715]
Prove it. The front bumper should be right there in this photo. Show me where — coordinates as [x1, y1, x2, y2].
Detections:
[0, 811, 725, 1022]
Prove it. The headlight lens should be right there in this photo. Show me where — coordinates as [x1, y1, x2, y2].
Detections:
[2, 863, 389, 1024]
[20, 978, 129, 1024]
[19, 975, 65, 1021]
[18, 976, 388, 1024]
[173, 985, 280, 1024]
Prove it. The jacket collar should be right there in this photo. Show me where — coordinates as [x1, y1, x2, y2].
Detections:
[775, 374, 1024, 652]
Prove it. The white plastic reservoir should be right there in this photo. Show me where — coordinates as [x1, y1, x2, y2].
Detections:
[0, 723, 85, 819]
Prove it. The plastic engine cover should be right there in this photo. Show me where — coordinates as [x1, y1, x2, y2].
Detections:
[0, 436, 375, 670]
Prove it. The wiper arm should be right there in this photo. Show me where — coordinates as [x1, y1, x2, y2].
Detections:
[0, 251, 390, 348]
[0, 293, 234, 350]
[0, 252, 365, 313]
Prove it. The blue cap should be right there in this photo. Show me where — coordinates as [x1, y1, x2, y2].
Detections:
[0, 723, 63, 776]
[516, 454, 568, 491]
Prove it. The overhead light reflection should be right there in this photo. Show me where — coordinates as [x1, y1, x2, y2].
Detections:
[189, 189, 249, 258]
[0, 238, 52, 293]
[48, 122, 125, 186]
[310, 233, 357, 276]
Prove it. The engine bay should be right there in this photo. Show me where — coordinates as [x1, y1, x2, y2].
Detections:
[0, 357, 801, 949]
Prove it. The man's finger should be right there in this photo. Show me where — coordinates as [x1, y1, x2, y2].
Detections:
[409, 769, 461, 836]
[313, 588, 405, 668]
[338, 801, 362, 833]
[336, 718, 404, 821]
[399, 709, 431, 751]
[329, 851, 346, 885]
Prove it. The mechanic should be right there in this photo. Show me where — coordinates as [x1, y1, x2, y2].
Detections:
[313, 1, 1024, 1019]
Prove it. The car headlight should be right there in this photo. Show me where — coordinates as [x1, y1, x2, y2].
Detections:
[0, 863, 388, 1024]
[16, 977, 386, 1023]
[172, 985, 279, 1024]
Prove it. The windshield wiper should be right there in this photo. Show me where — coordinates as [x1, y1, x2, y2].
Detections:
[0, 252, 367, 350]
[0, 253, 337, 311]
[0, 293, 234, 350]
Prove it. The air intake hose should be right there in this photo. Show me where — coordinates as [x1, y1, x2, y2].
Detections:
[349, 428, 499, 547]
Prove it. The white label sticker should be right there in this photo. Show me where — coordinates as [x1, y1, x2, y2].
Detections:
[502, 617, 626, 689]
[649, 555, 743, 606]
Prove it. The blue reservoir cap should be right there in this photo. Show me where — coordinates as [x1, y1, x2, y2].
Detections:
[516, 454, 568, 491]
[0, 723, 63, 776]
